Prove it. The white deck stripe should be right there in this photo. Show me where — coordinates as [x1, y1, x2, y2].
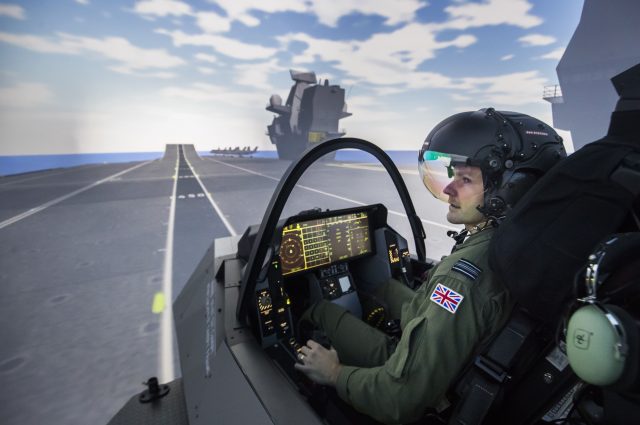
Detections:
[0, 161, 152, 230]
[160, 147, 178, 382]
[184, 152, 238, 236]
[207, 158, 457, 231]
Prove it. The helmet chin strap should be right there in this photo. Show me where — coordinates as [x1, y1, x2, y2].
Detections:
[468, 220, 494, 234]
[447, 218, 498, 245]
[446, 229, 468, 245]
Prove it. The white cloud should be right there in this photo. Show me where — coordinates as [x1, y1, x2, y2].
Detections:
[0, 4, 25, 20]
[161, 82, 264, 107]
[278, 28, 475, 90]
[195, 11, 231, 33]
[233, 59, 283, 90]
[501, 54, 514, 61]
[195, 53, 217, 63]
[133, 0, 192, 17]
[0, 32, 185, 73]
[538, 47, 565, 60]
[371, 86, 406, 96]
[451, 93, 472, 101]
[442, 0, 542, 30]
[197, 66, 215, 75]
[275, 1, 545, 94]
[345, 95, 381, 109]
[75, 0, 90, 5]
[59, 33, 186, 72]
[460, 70, 548, 106]
[0, 82, 53, 108]
[149, 71, 176, 79]
[203, 0, 423, 28]
[518, 33, 556, 46]
[309, 0, 423, 27]
[133, 1, 234, 34]
[109, 66, 176, 79]
[0, 32, 77, 53]
[156, 29, 277, 60]
[350, 109, 402, 124]
[204, 0, 305, 28]
[161, 83, 225, 102]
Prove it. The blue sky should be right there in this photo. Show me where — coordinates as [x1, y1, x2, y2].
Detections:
[0, 0, 583, 155]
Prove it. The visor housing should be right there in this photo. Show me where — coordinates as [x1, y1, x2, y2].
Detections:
[419, 150, 472, 202]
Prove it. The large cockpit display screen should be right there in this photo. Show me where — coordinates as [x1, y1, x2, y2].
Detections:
[280, 211, 372, 276]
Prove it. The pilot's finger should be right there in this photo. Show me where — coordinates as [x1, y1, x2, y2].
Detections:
[306, 339, 320, 349]
[300, 346, 312, 356]
[294, 362, 307, 372]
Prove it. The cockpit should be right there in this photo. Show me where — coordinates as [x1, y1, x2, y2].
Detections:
[241, 203, 421, 384]
[190, 138, 432, 425]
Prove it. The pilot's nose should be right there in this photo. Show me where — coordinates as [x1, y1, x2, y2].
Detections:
[443, 181, 456, 197]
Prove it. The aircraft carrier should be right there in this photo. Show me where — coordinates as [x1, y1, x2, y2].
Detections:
[0, 144, 456, 425]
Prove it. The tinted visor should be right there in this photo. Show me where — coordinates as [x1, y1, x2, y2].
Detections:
[419, 150, 471, 202]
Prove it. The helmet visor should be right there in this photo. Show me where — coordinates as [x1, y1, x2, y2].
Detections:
[419, 150, 474, 202]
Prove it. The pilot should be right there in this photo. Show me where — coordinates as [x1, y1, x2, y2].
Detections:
[294, 108, 567, 424]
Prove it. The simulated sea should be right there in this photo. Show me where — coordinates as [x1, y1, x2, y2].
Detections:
[0, 150, 417, 177]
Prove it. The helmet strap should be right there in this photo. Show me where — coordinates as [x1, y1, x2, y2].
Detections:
[447, 219, 498, 245]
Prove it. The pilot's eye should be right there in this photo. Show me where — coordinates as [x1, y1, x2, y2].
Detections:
[462, 177, 472, 184]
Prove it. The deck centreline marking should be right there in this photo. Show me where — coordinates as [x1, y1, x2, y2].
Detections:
[206, 157, 457, 231]
[0, 161, 153, 230]
[184, 151, 238, 236]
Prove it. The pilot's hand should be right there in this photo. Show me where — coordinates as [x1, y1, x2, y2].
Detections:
[294, 339, 342, 387]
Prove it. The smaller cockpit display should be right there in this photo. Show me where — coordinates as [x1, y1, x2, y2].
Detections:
[280, 211, 371, 276]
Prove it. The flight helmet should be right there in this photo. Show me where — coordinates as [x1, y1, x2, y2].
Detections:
[418, 108, 567, 219]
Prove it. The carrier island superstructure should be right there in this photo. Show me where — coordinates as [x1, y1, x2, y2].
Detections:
[544, 0, 640, 150]
[266, 70, 352, 160]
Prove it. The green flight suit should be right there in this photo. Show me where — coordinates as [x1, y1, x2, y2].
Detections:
[304, 227, 510, 424]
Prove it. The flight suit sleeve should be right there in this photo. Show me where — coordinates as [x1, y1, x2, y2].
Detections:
[373, 278, 415, 320]
[335, 274, 495, 424]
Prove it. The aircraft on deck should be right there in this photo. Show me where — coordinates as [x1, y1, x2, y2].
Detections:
[210, 146, 259, 157]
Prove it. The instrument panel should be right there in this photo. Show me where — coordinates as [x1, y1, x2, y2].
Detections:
[279, 211, 372, 276]
[251, 204, 413, 368]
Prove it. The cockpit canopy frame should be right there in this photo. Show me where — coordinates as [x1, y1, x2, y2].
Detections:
[236, 137, 427, 322]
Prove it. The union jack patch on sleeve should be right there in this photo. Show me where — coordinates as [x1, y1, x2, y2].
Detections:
[430, 283, 464, 314]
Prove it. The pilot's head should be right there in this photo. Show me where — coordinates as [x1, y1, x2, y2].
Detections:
[419, 108, 566, 228]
